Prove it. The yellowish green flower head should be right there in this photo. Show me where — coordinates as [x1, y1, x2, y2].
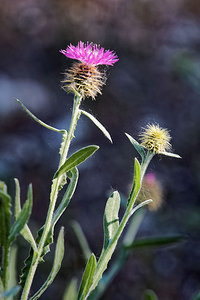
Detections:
[139, 123, 172, 154]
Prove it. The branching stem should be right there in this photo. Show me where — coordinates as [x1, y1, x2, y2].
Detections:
[20, 94, 82, 300]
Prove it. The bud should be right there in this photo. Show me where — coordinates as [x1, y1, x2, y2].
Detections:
[139, 123, 172, 154]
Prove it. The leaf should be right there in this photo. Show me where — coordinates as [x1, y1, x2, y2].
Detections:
[16, 99, 65, 133]
[71, 221, 92, 261]
[20, 168, 78, 287]
[77, 253, 97, 300]
[125, 235, 185, 250]
[63, 278, 78, 300]
[52, 168, 79, 227]
[54, 145, 99, 179]
[0, 182, 11, 247]
[123, 208, 146, 247]
[14, 179, 37, 252]
[30, 227, 65, 300]
[159, 152, 181, 159]
[103, 191, 120, 250]
[3, 285, 21, 298]
[8, 246, 18, 297]
[0, 277, 4, 295]
[145, 290, 159, 300]
[125, 133, 146, 161]
[0, 183, 12, 288]
[80, 110, 112, 143]
[9, 184, 33, 244]
[127, 158, 141, 208]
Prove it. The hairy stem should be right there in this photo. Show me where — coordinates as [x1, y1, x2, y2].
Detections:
[21, 94, 82, 300]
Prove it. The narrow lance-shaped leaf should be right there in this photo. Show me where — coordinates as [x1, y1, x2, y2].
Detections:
[77, 253, 97, 300]
[80, 110, 112, 143]
[30, 227, 65, 300]
[125, 133, 146, 162]
[52, 168, 79, 227]
[159, 151, 181, 159]
[71, 221, 92, 261]
[103, 191, 120, 250]
[16, 99, 66, 133]
[123, 208, 146, 247]
[20, 168, 78, 287]
[0, 184, 11, 247]
[127, 158, 141, 208]
[125, 235, 186, 250]
[87, 192, 121, 296]
[54, 145, 99, 179]
[0, 182, 12, 288]
[63, 278, 78, 300]
[14, 179, 37, 252]
[9, 184, 33, 244]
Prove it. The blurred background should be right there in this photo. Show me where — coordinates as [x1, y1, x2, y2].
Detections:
[1, 0, 200, 299]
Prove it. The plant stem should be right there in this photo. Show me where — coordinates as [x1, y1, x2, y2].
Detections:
[87, 152, 154, 297]
[21, 94, 82, 300]
[2, 243, 10, 292]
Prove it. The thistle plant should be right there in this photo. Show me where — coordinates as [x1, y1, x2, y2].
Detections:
[0, 41, 181, 300]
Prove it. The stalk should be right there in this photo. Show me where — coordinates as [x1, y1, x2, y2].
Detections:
[21, 94, 82, 300]
[87, 152, 154, 297]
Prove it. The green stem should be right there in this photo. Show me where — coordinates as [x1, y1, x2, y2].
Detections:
[2, 243, 10, 293]
[20, 94, 82, 300]
[87, 152, 154, 297]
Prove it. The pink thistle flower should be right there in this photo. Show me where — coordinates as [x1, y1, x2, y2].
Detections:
[60, 41, 119, 66]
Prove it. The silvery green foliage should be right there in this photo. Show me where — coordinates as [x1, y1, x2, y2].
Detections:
[0, 87, 181, 300]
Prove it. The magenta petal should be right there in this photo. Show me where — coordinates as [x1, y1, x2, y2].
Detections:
[60, 41, 119, 66]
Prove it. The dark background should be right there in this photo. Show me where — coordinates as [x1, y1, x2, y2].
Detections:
[1, 0, 200, 299]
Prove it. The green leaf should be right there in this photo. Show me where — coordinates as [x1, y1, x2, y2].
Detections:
[0, 183, 11, 247]
[103, 191, 120, 250]
[3, 285, 21, 298]
[123, 208, 146, 247]
[54, 145, 99, 179]
[0, 183, 12, 288]
[63, 278, 78, 300]
[192, 292, 200, 300]
[20, 223, 54, 287]
[125, 133, 146, 161]
[52, 168, 79, 227]
[159, 152, 181, 159]
[145, 290, 159, 300]
[125, 235, 185, 250]
[16, 99, 66, 133]
[20, 168, 78, 287]
[127, 158, 141, 208]
[77, 253, 96, 300]
[80, 110, 112, 143]
[30, 227, 65, 300]
[9, 184, 33, 244]
[0, 277, 4, 295]
[7, 246, 18, 298]
[87, 190, 121, 297]
[71, 221, 92, 261]
[14, 179, 37, 252]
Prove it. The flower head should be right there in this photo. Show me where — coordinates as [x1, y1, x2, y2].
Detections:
[139, 123, 172, 154]
[60, 41, 118, 100]
[60, 41, 119, 66]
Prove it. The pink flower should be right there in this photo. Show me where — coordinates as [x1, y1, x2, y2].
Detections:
[60, 41, 118, 66]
